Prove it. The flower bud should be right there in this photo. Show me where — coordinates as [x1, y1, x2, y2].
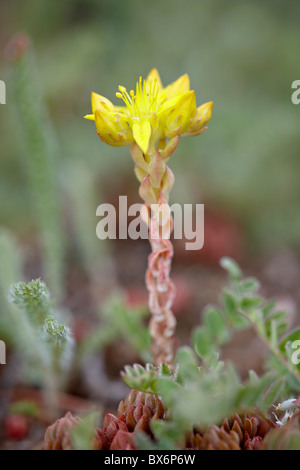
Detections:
[184, 101, 213, 136]
[94, 109, 133, 147]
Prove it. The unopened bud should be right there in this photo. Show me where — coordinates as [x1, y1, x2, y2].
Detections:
[184, 101, 213, 136]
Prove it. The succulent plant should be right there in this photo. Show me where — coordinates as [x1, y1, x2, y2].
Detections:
[93, 413, 129, 450]
[190, 412, 273, 451]
[85, 70, 213, 366]
[92, 390, 165, 450]
[43, 412, 80, 450]
[110, 430, 136, 450]
[118, 389, 165, 433]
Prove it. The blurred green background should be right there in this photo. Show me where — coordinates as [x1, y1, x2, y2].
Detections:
[0, 0, 299, 281]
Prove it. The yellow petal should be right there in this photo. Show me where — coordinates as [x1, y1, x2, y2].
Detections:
[158, 91, 196, 137]
[132, 121, 152, 154]
[196, 101, 213, 125]
[91, 92, 115, 114]
[160, 74, 190, 102]
[84, 114, 95, 121]
[146, 68, 163, 91]
[114, 105, 130, 116]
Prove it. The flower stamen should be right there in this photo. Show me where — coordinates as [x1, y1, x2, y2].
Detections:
[116, 76, 159, 121]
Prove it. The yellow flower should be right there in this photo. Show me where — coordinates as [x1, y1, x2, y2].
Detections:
[84, 69, 213, 155]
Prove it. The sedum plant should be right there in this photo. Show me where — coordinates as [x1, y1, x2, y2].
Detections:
[41, 67, 300, 449]
[84, 69, 213, 366]
[4, 62, 298, 449]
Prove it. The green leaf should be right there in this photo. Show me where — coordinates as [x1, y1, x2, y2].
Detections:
[248, 369, 259, 383]
[265, 354, 300, 390]
[240, 297, 262, 311]
[223, 290, 236, 314]
[270, 319, 278, 350]
[222, 290, 250, 329]
[150, 420, 182, 450]
[176, 347, 199, 383]
[9, 400, 40, 418]
[159, 363, 173, 377]
[239, 277, 260, 293]
[156, 377, 181, 408]
[279, 329, 300, 372]
[262, 300, 276, 318]
[192, 326, 214, 359]
[279, 329, 300, 354]
[121, 363, 158, 393]
[249, 310, 266, 337]
[42, 316, 71, 348]
[220, 257, 243, 280]
[71, 410, 101, 450]
[203, 306, 230, 345]
[237, 373, 274, 409]
[260, 378, 285, 413]
[135, 432, 158, 450]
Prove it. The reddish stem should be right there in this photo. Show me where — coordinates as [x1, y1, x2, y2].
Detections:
[145, 196, 177, 366]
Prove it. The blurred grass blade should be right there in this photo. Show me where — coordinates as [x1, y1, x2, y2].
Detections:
[8, 34, 65, 301]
